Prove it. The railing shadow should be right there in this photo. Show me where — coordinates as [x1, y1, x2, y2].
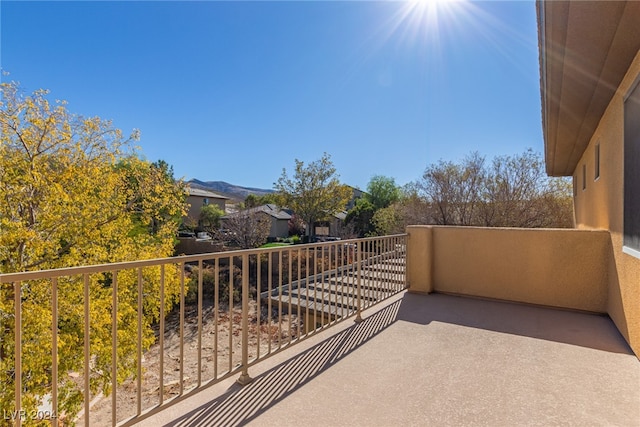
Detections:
[397, 292, 634, 355]
[164, 299, 402, 427]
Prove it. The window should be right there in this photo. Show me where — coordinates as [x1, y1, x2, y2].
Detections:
[594, 142, 600, 180]
[624, 80, 640, 253]
[582, 164, 586, 190]
[203, 198, 210, 206]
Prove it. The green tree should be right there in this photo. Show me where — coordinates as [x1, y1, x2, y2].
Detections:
[244, 193, 278, 208]
[371, 204, 401, 236]
[346, 175, 401, 236]
[244, 194, 260, 209]
[274, 153, 352, 239]
[199, 204, 225, 232]
[371, 191, 432, 235]
[366, 175, 400, 210]
[0, 81, 187, 420]
[345, 198, 376, 237]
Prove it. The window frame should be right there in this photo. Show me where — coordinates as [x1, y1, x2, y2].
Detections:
[594, 142, 600, 181]
[623, 75, 640, 256]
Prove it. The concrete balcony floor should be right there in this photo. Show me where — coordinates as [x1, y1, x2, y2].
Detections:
[137, 292, 640, 427]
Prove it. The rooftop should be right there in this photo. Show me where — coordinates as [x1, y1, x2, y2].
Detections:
[538, 1, 640, 176]
[186, 186, 229, 199]
[138, 292, 640, 427]
[236, 204, 292, 220]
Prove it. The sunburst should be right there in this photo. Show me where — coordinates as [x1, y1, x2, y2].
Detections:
[382, 0, 471, 48]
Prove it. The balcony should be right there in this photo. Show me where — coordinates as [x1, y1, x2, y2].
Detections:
[1, 229, 639, 426]
[140, 292, 639, 427]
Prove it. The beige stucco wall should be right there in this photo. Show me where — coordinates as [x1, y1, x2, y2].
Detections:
[572, 49, 640, 356]
[403, 51, 640, 356]
[406, 226, 433, 294]
[407, 226, 609, 313]
[268, 215, 289, 239]
[185, 195, 226, 223]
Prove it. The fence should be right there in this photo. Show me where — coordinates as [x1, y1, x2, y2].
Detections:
[0, 234, 406, 426]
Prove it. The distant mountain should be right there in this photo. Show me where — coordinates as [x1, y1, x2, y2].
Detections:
[188, 179, 274, 201]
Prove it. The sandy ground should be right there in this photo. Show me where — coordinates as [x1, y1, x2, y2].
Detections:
[84, 300, 300, 426]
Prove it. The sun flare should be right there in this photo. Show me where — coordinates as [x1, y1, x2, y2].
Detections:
[350, 0, 532, 89]
[379, 0, 472, 50]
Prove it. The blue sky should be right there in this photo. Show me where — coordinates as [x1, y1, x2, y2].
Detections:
[1, 0, 541, 191]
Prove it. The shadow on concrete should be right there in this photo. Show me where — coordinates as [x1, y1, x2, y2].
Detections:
[164, 299, 401, 427]
[398, 292, 634, 355]
[162, 292, 633, 426]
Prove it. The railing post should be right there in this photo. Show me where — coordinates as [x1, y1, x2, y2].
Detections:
[237, 253, 252, 385]
[14, 281, 22, 427]
[355, 240, 363, 323]
[111, 273, 118, 426]
[83, 274, 91, 426]
[137, 268, 143, 411]
[52, 277, 59, 427]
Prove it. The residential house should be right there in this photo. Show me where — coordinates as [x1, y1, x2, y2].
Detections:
[538, 0, 640, 355]
[185, 186, 228, 226]
[313, 211, 348, 239]
[345, 185, 366, 210]
[222, 204, 292, 239]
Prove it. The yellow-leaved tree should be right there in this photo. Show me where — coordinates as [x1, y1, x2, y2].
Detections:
[0, 81, 187, 423]
[274, 153, 352, 240]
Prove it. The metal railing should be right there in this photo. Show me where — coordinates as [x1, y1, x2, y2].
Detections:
[0, 234, 406, 426]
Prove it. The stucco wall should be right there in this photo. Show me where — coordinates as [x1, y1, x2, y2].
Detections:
[407, 226, 609, 313]
[186, 195, 226, 223]
[403, 51, 640, 357]
[572, 50, 640, 355]
[268, 216, 290, 239]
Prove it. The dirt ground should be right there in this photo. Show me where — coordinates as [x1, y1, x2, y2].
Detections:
[85, 300, 300, 426]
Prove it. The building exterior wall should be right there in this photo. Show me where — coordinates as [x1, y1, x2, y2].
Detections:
[407, 226, 609, 314]
[185, 195, 226, 224]
[329, 218, 343, 237]
[572, 50, 640, 355]
[269, 216, 289, 238]
[405, 51, 640, 356]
